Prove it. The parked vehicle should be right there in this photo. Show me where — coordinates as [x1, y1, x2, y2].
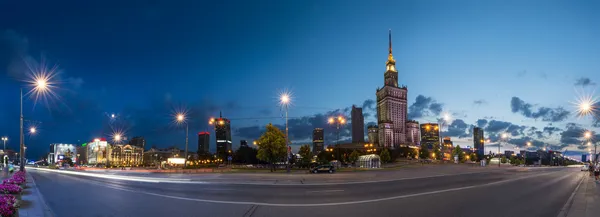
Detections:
[581, 164, 589, 171]
[311, 165, 335, 174]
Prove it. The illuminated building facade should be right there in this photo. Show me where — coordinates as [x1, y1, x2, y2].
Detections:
[406, 120, 420, 148]
[473, 127, 485, 160]
[420, 123, 440, 150]
[377, 30, 408, 148]
[87, 138, 108, 165]
[48, 143, 77, 164]
[351, 105, 365, 143]
[214, 113, 232, 160]
[197, 132, 210, 154]
[110, 144, 144, 166]
[442, 137, 453, 160]
[313, 128, 324, 154]
[367, 125, 378, 145]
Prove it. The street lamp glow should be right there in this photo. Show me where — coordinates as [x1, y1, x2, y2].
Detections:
[527, 142, 531, 146]
[176, 114, 185, 122]
[278, 90, 293, 108]
[114, 134, 122, 142]
[328, 117, 334, 124]
[502, 133, 508, 139]
[29, 127, 36, 133]
[573, 92, 598, 117]
[584, 131, 592, 139]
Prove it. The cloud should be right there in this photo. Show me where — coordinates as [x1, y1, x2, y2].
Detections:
[362, 99, 375, 111]
[508, 136, 546, 148]
[560, 123, 584, 145]
[235, 108, 352, 144]
[510, 97, 570, 122]
[543, 126, 561, 136]
[476, 119, 488, 128]
[473, 100, 487, 106]
[408, 95, 443, 119]
[574, 77, 596, 87]
[443, 119, 471, 138]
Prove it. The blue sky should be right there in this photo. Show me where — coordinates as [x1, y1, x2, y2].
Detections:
[1, 0, 599, 159]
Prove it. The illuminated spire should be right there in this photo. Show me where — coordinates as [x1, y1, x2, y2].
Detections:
[389, 29, 392, 55]
[387, 29, 395, 64]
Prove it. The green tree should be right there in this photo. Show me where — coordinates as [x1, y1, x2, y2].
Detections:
[317, 151, 333, 164]
[469, 153, 478, 162]
[349, 150, 361, 165]
[432, 144, 441, 160]
[419, 143, 430, 160]
[452, 145, 465, 162]
[501, 156, 508, 164]
[380, 149, 391, 163]
[509, 156, 516, 165]
[256, 124, 287, 172]
[298, 144, 313, 167]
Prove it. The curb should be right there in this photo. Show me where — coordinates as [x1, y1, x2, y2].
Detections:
[19, 171, 55, 217]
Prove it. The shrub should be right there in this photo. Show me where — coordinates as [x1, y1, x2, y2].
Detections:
[0, 184, 22, 194]
[0, 194, 18, 216]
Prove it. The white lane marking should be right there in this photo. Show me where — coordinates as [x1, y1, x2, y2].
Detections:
[70, 170, 561, 207]
[306, 190, 344, 193]
[30, 167, 500, 186]
[556, 172, 585, 217]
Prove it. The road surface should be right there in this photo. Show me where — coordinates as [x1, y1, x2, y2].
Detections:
[30, 167, 582, 217]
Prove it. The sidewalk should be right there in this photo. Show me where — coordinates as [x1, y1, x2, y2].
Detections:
[18, 170, 53, 217]
[564, 173, 600, 217]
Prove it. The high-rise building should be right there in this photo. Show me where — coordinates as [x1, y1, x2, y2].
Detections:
[197, 132, 210, 154]
[473, 127, 484, 160]
[367, 125, 379, 145]
[406, 120, 420, 147]
[312, 128, 324, 154]
[420, 123, 440, 150]
[129, 136, 146, 149]
[376, 30, 408, 149]
[240, 140, 248, 148]
[351, 105, 365, 143]
[214, 113, 232, 160]
[442, 137, 454, 160]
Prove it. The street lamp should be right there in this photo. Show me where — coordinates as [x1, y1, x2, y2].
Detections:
[500, 133, 508, 167]
[279, 91, 292, 173]
[583, 131, 597, 165]
[328, 116, 346, 161]
[175, 113, 189, 167]
[1, 137, 7, 155]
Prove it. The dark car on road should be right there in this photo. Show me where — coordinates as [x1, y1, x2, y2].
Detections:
[311, 165, 335, 174]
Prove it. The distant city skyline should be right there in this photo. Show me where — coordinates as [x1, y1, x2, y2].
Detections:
[1, 0, 599, 159]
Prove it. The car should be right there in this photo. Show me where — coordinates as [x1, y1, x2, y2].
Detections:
[582, 164, 589, 171]
[311, 165, 335, 174]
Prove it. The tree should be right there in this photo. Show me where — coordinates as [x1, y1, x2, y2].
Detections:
[380, 149, 391, 163]
[317, 151, 333, 164]
[419, 143, 430, 160]
[349, 150, 361, 165]
[298, 144, 313, 167]
[256, 123, 287, 172]
[469, 153, 478, 162]
[432, 144, 441, 160]
[452, 145, 465, 162]
[501, 156, 508, 164]
[234, 146, 258, 164]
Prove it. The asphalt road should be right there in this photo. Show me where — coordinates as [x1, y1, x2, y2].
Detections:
[30, 167, 582, 217]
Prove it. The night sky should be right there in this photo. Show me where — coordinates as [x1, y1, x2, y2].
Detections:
[1, 0, 600, 159]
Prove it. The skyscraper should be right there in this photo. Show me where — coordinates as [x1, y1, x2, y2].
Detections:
[420, 123, 440, 150]
[351, 105, 365, 143]
[312, 128, 324, 154]
[214, 113, 232, 160]
[376, 30, 408, 148]
[473, 127, 484, 160]
[197, 132, 210, 154]
[240, 140, 248, 148]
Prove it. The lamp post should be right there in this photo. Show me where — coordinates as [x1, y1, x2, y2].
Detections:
[584, 131, 596, 165]
[328, 116, 346, 161]
[176, 114, 189, 168]
[279, 92, 291, 173]
[1, 137, 6, 155]
[500, 133, 508, 167]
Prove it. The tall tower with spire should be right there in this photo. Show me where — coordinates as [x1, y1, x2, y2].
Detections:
[376, 30, 408, 149]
